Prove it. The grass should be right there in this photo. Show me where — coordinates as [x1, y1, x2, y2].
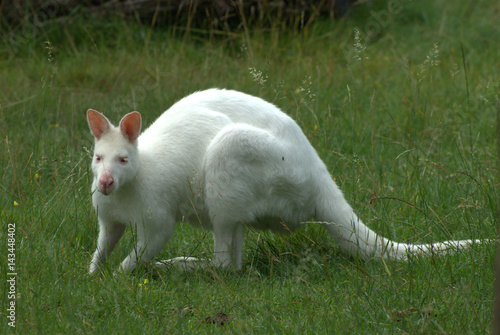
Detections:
[0, 0, 499, 333]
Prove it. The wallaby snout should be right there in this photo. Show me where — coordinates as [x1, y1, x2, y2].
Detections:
[98, 173, 115, 195]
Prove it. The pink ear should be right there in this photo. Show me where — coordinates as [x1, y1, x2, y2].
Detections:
[119, 112, 141, 143]
[87, 109, 111, 139]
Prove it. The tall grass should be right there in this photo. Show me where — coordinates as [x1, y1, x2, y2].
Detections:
[1, 0, 498, 333]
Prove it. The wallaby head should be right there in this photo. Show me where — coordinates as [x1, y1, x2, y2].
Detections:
[87, 109, 142, 195]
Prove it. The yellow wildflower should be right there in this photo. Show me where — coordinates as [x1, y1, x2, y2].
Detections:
[139, 278, 149, 290]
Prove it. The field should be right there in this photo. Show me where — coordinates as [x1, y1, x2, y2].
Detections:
[1, 0, 499, 333]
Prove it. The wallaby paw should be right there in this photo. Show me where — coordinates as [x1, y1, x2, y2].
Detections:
[89, 263, 100, 275]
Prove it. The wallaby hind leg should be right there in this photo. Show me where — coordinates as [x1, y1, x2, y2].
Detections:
[203, 124, 291, 269]
[212, 223, 244, 270]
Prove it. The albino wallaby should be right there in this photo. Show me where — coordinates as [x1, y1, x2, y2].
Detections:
[87, 88, 480, 274]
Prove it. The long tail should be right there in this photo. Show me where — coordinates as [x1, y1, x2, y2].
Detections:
[316, 178, 482, 260]
[324, 217, 482, 260]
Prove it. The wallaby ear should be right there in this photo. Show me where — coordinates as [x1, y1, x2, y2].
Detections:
[119, 112, 141, 143]
[87, 109, 112, 140]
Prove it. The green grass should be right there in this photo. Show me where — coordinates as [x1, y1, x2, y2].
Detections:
[1, 0, 499, 333]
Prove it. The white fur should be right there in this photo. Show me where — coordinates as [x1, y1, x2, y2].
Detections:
[87, 89, 481, 274]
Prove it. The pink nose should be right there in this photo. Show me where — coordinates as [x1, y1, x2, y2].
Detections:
[99, 174, 114, 194]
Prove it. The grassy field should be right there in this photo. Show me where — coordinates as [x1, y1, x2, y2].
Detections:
[1, 0, 499, 333]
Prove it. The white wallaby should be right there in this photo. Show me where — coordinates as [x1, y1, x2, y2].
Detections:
[87, 88, 481, 274]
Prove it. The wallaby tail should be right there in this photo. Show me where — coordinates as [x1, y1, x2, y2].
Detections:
[316, 178, 482, 260]
[321, 215, 482, 261]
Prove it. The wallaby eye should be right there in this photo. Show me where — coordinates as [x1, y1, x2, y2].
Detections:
[119, 157, 129, 164]
[95, 155, 102, 162]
